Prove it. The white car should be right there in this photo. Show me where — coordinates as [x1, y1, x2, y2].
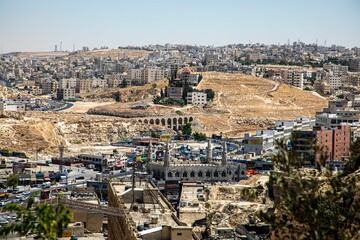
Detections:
[11, 199, 20, 203]
[0, 218, 9, 224]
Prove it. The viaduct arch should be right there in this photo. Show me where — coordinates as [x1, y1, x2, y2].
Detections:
[136, 115, 195, 130]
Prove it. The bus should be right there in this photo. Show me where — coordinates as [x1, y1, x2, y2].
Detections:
[0, 192, 9, 200]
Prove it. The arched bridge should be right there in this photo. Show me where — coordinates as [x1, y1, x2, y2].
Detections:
[136, 115, 195, 130]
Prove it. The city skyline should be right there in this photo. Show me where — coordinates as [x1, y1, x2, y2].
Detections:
[0, 0, 360, 52]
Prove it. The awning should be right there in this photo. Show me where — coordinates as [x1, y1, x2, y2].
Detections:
[44, 178, 51, 181]
[31, 178, 37, 181]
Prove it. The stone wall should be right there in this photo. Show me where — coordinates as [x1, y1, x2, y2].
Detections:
[148, 163, 247, 182]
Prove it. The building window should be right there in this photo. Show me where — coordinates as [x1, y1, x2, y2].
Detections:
[177, 233, 182, 236]
[198, 171, 203, 177]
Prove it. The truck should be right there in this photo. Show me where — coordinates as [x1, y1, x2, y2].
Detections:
[59, 175, 67, 184]
[41, 182, 51, 189]
[13, 186, 25, 194]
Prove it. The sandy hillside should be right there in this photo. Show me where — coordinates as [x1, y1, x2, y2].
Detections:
[86, 72, 327, 137]
[0, 112, 156, 156]
[73, 48, 150, 59]
[194, 72, 328, 137]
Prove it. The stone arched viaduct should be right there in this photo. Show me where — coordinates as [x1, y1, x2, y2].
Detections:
[136, 115, 194, 130]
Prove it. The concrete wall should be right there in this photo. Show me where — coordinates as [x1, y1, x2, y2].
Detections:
[108, 183, 137, 240]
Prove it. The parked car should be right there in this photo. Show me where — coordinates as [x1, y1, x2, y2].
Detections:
[75, 176, 85, 180]
[0, 218, 9, 224]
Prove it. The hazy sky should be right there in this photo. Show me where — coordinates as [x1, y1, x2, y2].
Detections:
[0, 0, 359, 52]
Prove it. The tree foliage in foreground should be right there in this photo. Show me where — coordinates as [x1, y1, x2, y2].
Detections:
[258, 138, 360, 240]
[0, 196, 71, 239]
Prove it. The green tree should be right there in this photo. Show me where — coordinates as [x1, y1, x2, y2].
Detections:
[122, 79, 127, 88]
[0, 196, 71, 239]
[160, 88, 164, 98]
[258, 138, 359, 240]
[198, 74, 203, 84]
[114, 90, 121, 102]
[343, 137, 360, 175]
[205, 89, 215, 101]
[193, 131, 207, 141]
[182, 123, 192, 136]
[7, 174, 18, 190]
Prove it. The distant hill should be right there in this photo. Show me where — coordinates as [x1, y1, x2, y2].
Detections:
[87, 72, 328, 137]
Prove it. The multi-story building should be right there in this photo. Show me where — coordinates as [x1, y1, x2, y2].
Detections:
[41, 79, 58, 94]
[108, 179, 195, 240]
[176, 67, 199, 86]
[186, 92, 207, 106]
[58, 78, 77, 89]
[57, 88, 75, 100]
[322, 74, 342, 90]
[281, 69, 304, 89]
[293, 124, 351, 163]
[69, 187, 103, 233]
[323, 63, 348, 75]
[243, 118, 316, 155]
[167, 87, 183, 99]
[76, 79, 93, 93]
[316, 99, 360, 140]
[0, 99, 26, 112]
[349, 59, 360, 72]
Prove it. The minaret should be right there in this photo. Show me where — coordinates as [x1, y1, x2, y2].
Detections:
[206, 139, 212, 163]
[164, 141, 170, 167]
[221, 141, 227, 166]
[147, 139, 152, 163]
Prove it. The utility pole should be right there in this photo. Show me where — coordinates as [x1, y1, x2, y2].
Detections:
[59, 146, 64, 173]
[131, 152, 136, 210]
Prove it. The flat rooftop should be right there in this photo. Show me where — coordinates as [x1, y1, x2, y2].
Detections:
[179, 183, 205, 211]
[111, 180, 179, 229]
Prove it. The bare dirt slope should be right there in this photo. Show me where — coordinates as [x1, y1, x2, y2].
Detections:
[73, 48, 150, 59]
[194, 72, 327, 137]
[86, 72, 327, 137]
[0, 112, 156, 156]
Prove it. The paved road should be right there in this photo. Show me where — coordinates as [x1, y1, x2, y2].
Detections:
[53, 102, 73, 112]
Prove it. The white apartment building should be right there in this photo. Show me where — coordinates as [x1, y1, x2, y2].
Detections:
[186, 92, 207, 106]
[316, 99, 360, 140]
[0, 99, 26, 112]
[243, 118, 315, 155]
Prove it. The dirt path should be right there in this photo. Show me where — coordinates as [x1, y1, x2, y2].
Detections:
[62, 101, 114, 113]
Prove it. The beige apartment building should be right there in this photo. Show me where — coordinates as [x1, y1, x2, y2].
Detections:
[281, 69, 304, 89]
[76, 79, 93, 93]
[41, 79, 58, 94]
[129, 68, 166, 83]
